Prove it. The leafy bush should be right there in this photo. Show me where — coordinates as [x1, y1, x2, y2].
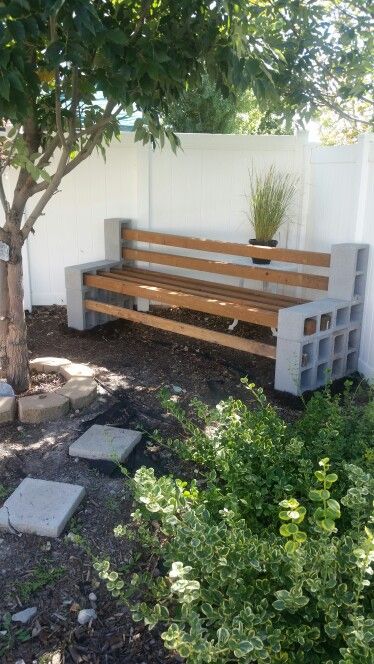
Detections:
[96, 382, 374, 663]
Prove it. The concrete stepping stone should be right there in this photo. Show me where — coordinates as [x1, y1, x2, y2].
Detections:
[69, 424, 141, 462]
[0, 477, 85, 537]
[56, 377, 97, 410]
[30, 357, 72, 373]
[61, 363, 94, 379]
[18, 393, 70, 423]
[0, 396, 16, 423]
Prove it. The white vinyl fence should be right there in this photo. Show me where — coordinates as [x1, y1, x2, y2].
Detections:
[1, 131, 374, 378]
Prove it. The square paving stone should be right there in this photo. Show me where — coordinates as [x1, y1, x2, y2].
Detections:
[69, 424, 142, 462]
[0, 478, 86, 537]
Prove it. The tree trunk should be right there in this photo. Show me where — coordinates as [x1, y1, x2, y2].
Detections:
[5, 230, 30, 393]
[0, 259, 9, 378]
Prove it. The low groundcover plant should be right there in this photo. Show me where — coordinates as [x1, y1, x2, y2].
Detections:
[94, 381, 374, 663]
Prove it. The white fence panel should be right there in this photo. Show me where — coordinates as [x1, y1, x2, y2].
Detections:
[1, 130, 374, 380]
[306, 135, 374, 378]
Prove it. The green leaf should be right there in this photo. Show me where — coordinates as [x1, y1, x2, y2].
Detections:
[285, 540, 298, 554]
[326, 499, 341, 516]
[107, 29, 128, 45]
[0, 77, 10, 101]
[309, 489, 322, 502]
[235, 641, 254, 654]
[320, 518, 336, 532]
[217, 627, 230, 644]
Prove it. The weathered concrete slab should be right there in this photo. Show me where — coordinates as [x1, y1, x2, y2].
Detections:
[69, 424, 141, 461]
[0, 396, 16, 423]
[30, 357, 72, 373]
[0, 477, 86, 537]
[18, 393, 70, 423]
[57, 377, 97, 410]
[61, 363, 94, 379]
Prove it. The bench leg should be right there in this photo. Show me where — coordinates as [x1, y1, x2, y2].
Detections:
[65, 260, 132, 330]
[275, 297, 356, 396]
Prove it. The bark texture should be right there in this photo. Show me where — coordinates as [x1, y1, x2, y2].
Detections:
[0, 259, 8, 377]
[5, 228, 30, 393]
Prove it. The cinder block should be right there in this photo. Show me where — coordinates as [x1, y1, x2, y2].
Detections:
[65, 260, 122, 290]
[328, 244, 369, 301]
[275, 338, 312, 395]
[277, 299, 350, 341]
[104, 218, 131, 261]
[65, 260, 124, 330]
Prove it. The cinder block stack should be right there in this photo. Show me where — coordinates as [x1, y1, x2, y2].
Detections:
[65, 218, 131, 330]
[275, 244, 369, 395]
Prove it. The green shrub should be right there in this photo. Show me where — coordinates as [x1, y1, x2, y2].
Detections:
[96, 382, 374, 663]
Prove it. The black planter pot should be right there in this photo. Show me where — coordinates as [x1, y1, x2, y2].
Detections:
[249, 238, 278, 265]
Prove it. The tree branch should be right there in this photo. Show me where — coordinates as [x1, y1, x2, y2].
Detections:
[0, 172, 10, 217]
[21, 147, 69, 240]
[132, 0, 152, 37]
[36, 134, 61, 170]
[22, 100, 117, 239]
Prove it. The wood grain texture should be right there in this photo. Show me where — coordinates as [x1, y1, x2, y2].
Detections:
[84, 273, 279, 327]
[85, 299, 277, 359]
[123, 248, 329, 291]
[123, 228, 331, 267]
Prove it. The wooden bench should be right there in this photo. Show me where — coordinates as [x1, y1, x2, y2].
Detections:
[65, 222, 368, 394]
[82, 228, 331, 360]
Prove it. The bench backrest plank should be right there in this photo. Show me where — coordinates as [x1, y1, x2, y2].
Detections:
[123, 228, 331, 268]
[123, 247, 329, 291]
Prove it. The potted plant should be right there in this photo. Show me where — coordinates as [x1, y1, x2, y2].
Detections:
[247, 165, 297, 265]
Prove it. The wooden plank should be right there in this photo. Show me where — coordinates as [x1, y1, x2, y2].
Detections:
[123, 228, 331, 268]
[100, 270, 282, 312]
[83, 273, 279, 327]
[123, 248, 329, 291]
[108, 267, 306, 309]
[111, 267, 306, 307]
[85, 299, 277, 359]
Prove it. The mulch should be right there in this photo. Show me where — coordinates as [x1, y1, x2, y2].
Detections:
[0, 305, 304, 663]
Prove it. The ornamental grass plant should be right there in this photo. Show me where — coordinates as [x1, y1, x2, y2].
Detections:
[248, 166, 298, 242]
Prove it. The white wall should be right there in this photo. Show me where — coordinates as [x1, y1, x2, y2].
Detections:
[1, 131, 373, 378]
[305, 134, 374, 379]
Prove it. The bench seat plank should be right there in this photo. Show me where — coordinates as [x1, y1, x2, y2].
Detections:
[84, 273, 279, 328]
[110, 267, 306, 308]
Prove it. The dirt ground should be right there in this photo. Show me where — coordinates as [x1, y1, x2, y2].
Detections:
[0, 305, 302, 663]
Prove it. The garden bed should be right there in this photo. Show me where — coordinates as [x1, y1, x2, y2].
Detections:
[0, 305, 368, 663]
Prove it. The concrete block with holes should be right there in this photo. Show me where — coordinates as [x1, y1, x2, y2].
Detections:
[275, 244, 369, 395]
[65, 259, 127, 330]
